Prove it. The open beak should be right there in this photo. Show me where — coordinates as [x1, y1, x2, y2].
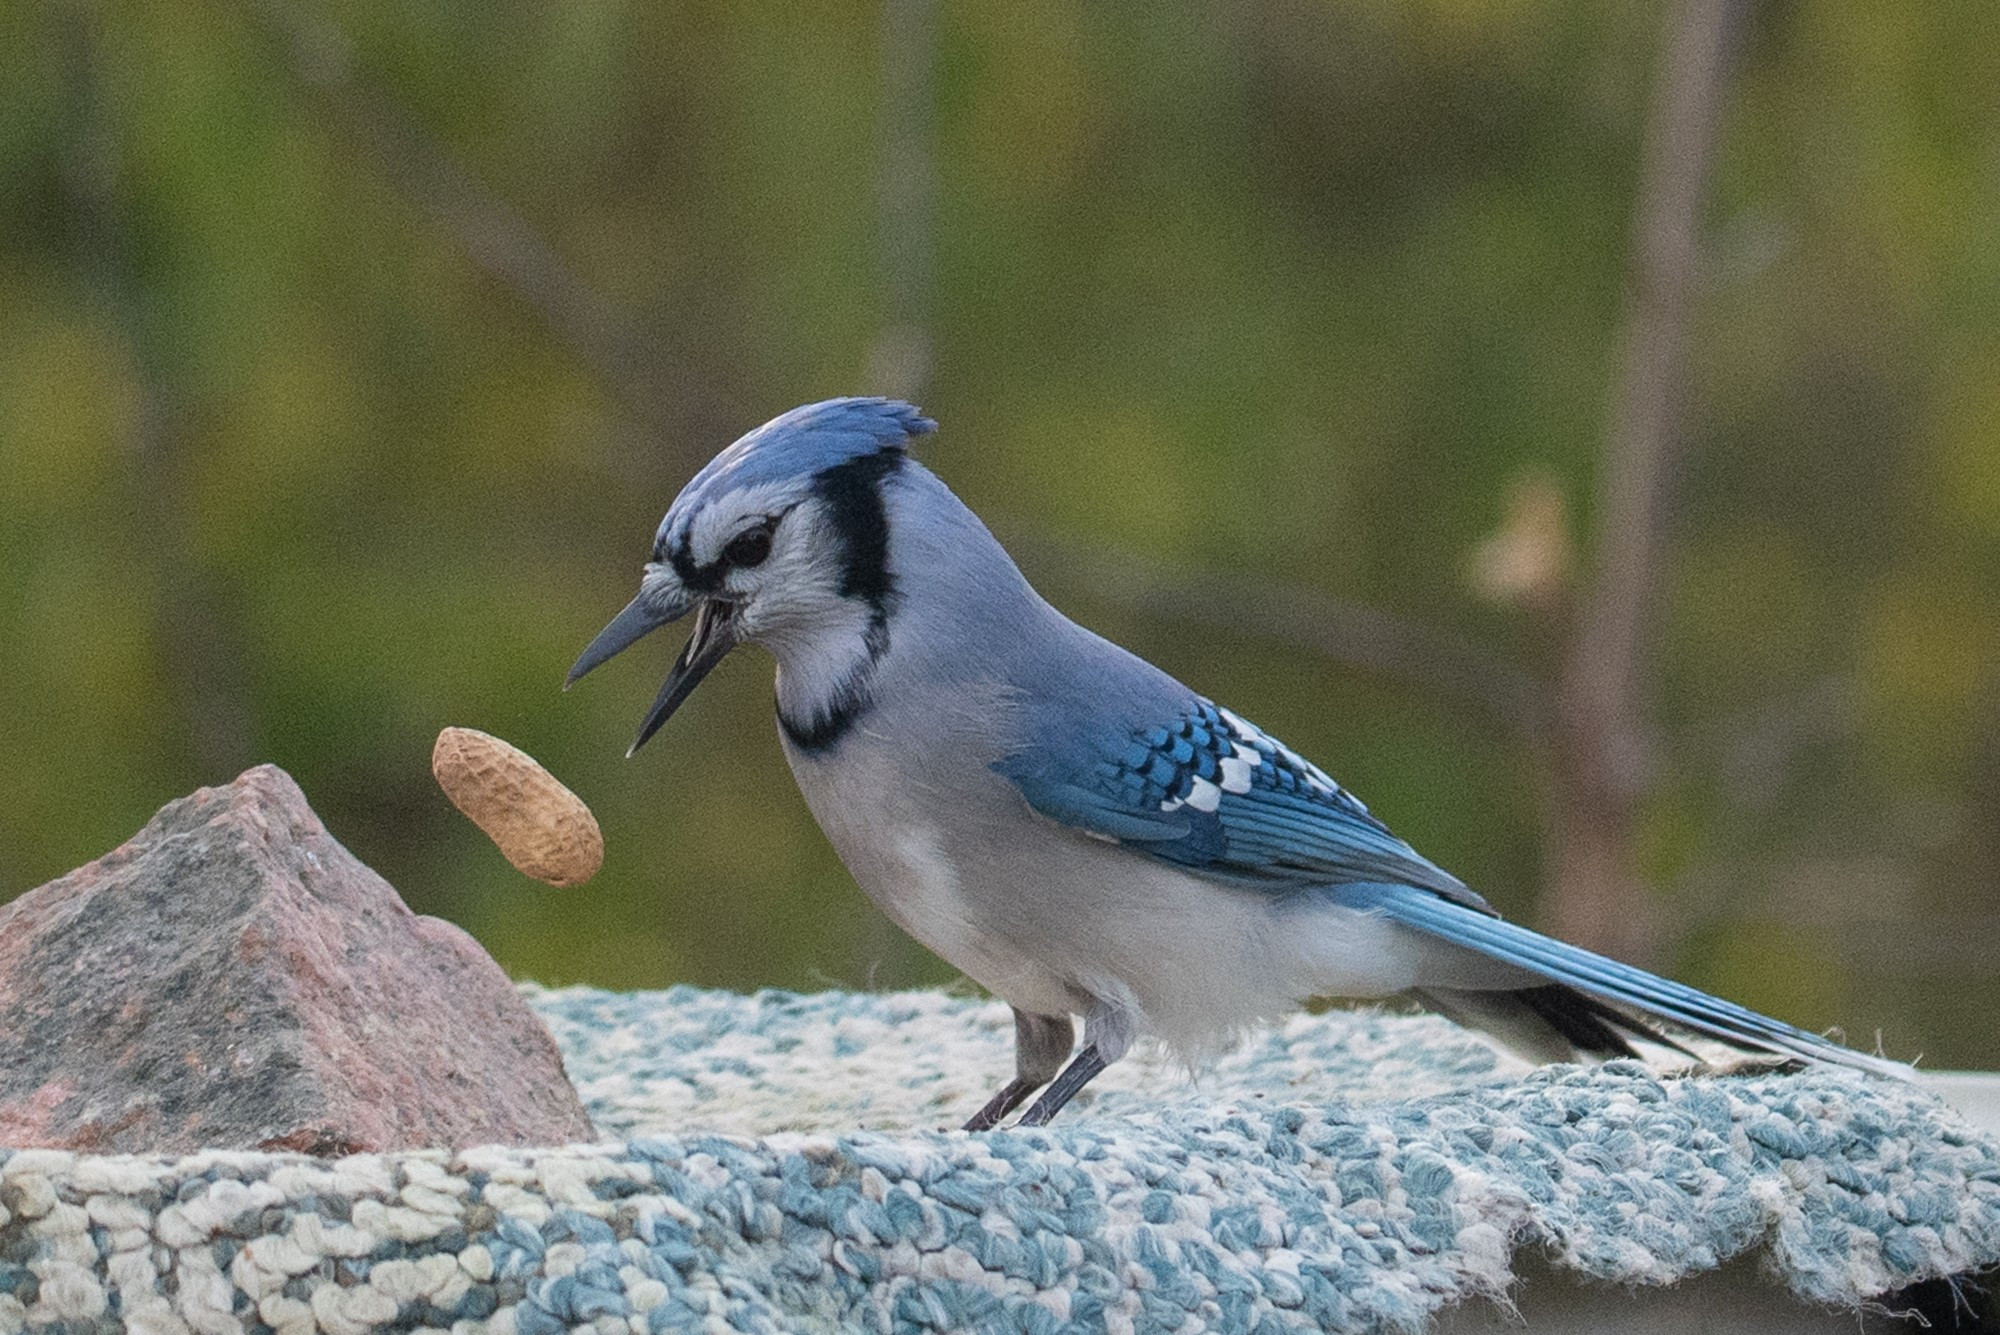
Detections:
[566, 592, 741, 755]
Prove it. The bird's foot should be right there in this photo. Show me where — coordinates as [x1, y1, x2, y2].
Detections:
[962, 1078, 1035, 1131]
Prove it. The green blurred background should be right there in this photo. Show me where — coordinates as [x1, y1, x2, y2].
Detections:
[3, 1, 1996, 1067]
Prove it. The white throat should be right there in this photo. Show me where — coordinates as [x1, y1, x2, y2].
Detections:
[762, 593, 888, 751]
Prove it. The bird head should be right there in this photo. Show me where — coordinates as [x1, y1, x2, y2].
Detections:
[566, 397, 937, 754]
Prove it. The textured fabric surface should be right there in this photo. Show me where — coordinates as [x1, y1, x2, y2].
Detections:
[1, 985, 1995, 1335]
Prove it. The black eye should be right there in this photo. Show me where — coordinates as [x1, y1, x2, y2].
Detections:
[723, 525, 773, 569]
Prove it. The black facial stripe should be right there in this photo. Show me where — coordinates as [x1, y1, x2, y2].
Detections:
[662, 506, 797, 594]
[773, 449, 904, 755]
[779, 689, 873, 754]
[813, 447, 903, 621]
[666, 532, 722, 594]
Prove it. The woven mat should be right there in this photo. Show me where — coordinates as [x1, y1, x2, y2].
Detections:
[2, 984, 1995, 1334]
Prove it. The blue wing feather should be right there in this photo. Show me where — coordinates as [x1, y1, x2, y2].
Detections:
[996, 697, 1489, 910]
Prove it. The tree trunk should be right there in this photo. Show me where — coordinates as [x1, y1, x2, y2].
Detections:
[1547, 0, 1737, 963]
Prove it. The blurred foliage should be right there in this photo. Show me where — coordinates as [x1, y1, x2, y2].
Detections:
[2, 0, 1997, 1066]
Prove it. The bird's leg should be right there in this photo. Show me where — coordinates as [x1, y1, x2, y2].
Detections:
[963, 1009, 1073, 1131]
[1013, 1005, 1132, 1127]
[1013, 1048, 1107, 1126]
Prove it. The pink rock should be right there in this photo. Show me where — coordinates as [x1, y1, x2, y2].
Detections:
[0, 765, 596, 1154]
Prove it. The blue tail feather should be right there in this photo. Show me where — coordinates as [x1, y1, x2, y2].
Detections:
[1331, 882, 1910, 1079]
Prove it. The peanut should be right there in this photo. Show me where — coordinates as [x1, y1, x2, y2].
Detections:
[431, 728, 603, 887]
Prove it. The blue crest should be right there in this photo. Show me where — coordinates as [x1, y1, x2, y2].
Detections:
[671, 398, 937, 518]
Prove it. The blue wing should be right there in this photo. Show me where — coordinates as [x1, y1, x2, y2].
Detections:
[994, 697, 1491, 911]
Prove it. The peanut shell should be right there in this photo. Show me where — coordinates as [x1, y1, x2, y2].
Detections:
[432, 727, 603, 887]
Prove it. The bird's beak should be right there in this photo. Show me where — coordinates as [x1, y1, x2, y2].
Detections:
[566, 591, 742, 755]
[626, 599, 740, 755]
[566, 590, 683, 688]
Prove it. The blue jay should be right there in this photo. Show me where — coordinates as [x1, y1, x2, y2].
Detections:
[568, 398, 1908, 1129]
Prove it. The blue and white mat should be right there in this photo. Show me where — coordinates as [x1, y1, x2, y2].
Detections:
[1, 985, 1995, 1333]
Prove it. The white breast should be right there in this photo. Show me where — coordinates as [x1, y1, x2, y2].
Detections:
[871, 822, 973, 960]
[786, 738, 1079, 1015]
